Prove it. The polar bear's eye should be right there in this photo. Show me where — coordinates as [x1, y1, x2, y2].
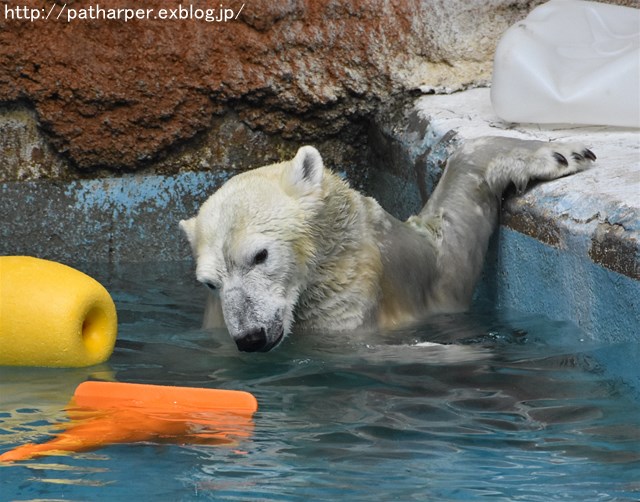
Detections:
[203, 281, 217, 291]
[253, 249, 268, 266]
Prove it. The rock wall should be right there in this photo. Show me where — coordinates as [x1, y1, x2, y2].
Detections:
[0, 0, 634, 181]
[0, 0, 542, 180]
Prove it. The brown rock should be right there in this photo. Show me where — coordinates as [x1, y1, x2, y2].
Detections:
[0, 0, 631, 174]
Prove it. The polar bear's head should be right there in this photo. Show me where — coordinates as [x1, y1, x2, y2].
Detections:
[180, 146, 325, 352]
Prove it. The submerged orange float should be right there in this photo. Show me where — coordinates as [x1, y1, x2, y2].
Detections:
[0, 381, 258, 462]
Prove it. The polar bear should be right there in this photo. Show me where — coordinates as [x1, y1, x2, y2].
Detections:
[180, 137, 595, 352]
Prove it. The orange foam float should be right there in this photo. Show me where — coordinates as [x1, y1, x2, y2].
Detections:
[0, 381, 258, 462]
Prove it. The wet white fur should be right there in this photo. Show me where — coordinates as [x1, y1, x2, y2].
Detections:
[181, 137, 594, 350]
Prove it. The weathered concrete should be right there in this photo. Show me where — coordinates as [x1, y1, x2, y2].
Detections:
[0, 171, 228, 263]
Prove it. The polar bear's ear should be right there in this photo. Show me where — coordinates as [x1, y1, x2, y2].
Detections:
[179, 217, 197, 253]
[281, 146, 324, 198]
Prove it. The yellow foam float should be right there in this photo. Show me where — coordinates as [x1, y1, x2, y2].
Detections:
[0, 256, 117, 367]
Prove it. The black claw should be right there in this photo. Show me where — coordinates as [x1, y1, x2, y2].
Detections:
[572, 152, 584, 161]
[553, 152, 568, 166]
[583, 149, 596, 161]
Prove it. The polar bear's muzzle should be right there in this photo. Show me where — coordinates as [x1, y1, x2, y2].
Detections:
[234, 326, 284, 353]
[221, 287, 287, 352]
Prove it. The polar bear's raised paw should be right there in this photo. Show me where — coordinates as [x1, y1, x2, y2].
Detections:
[546, 143, 596, 176]
[552, 148, 596, 168]
[477, 139, 596, 195]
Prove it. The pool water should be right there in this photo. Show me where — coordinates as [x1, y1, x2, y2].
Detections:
[1, 262, 639, 501]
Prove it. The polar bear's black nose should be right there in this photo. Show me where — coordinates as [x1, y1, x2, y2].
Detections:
[235, 328, 267, 352]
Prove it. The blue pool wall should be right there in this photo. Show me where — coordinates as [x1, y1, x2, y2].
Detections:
[1, 171, 229, 263]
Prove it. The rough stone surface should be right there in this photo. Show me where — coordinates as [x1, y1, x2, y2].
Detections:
[0, 0, 590, 179]
[0, 103, 67, 180]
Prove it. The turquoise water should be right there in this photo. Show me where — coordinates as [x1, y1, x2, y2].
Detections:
[1, 262, 639, 501]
